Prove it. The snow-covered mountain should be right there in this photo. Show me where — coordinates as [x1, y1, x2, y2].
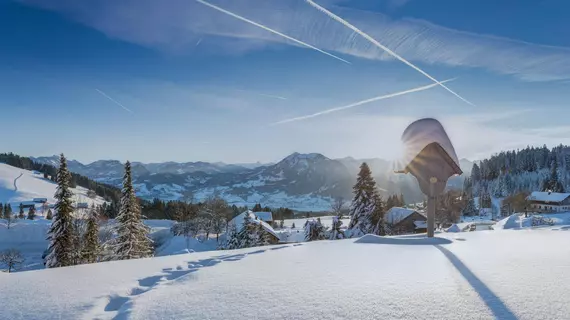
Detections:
[32, 153, 473, 210]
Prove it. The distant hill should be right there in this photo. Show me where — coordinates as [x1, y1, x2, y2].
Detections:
[32, 153, 473, 210]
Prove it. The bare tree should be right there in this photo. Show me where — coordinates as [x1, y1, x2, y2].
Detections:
[3, 211, 15, 229]
[435, 190, 464, 229]
[201, 197, 231, 242]
[331, 197, 346, 219]
[0, 249, 24, 273]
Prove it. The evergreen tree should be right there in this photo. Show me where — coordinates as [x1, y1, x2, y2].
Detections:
[46, 209, 53, 220]
[371, 194, 387, 236]
[329, 216, 345, 240]
[4, 204, 12, 219]
[18, 204, 25, 219]
[348, 163, 378, 236]
[304, 219, 327, 241]
[399, 193, 405, 207]
[82, 205, 100, 263]
[542, 159, 565, 193]
[257, 223, 274, 246]
[27, 206, 36, 220]
[252, 203, 263, 212]
[238, 212, 257, 248]
[291, 222, 296, 229]
[0, 203, 3, 219]
[46, 154, 75, 268]
[471, 163, 481, 182]
[112, 161, 153, 260]
[462, 198, 477, 216]
[225, 223, 240, 249]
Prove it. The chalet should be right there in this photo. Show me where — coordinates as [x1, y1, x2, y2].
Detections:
[230, 211, 280, 244]
[33, 198, 48, 203]
[18, 201, 36, 209]
[527, 191, 570, 213]
[385, 207, 428, 234]
[253, 212, 273, 224]
[75, 202, 89, 209]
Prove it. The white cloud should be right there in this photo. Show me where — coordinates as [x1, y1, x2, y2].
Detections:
[19, 0, 570, 81]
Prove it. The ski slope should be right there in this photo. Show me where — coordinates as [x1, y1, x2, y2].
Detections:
[0, 163, 106, 208]
[3, 229, 570, 319]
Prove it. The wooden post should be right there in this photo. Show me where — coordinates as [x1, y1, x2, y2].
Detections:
[427, 177, 437, 238]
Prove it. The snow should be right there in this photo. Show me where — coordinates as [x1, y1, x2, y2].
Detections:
[527, 191, 570, 203]
[0, 163, 106, 209]
[446, 224, 461, 233]
[385, 207, 420, 224]
[229, 211, 279, 239]
[4, 229, 570, 319]
[252, 211, 272, 222]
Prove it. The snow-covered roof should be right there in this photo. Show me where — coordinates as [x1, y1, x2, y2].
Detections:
[253, 211, 273, 222]
[527, 191, 570, 203]
[230, 211, 279, 239]
[385, 207, 423, 225]
[413, 221, 427, 229]
[401, 118, 460, 170]
[446, 224, 461, 233]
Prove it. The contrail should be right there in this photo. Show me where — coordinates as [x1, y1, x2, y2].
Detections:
[271, 78, 455, 125]
[305, 0, 474, 106]
[195, 0, 350, 64]
[196, 38, 202, 46]
[235, 89, 287, 100]
[95, 89, 133, 113]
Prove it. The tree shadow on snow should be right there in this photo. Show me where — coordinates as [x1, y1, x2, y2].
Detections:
[355, 234, 452, 245]
[435, 245, 518, 320]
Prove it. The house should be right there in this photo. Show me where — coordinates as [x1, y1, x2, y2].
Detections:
[75, 202, 89, 209]
[18, 201, 36, 209]
[527, 191, 570, 213]
[33, 198, 48, 203]
[385, 207, 428, 234]
[230, 211, 280, 244]
[253, 211, 273, 224]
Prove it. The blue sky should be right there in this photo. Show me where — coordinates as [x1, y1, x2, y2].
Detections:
[2, 0, 570, 164]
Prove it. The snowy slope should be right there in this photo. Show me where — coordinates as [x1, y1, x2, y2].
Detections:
[0, 163, 106, 208]
[4, 229, 570, 319]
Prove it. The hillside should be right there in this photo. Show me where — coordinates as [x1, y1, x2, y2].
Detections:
[3, 229, 570, 319]
[0, 163, 106, 209]
[32, 153, 474, 210]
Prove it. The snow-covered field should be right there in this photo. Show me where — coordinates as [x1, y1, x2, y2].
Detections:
[3, 228, 570, 319]
[0, 163, 106, 209]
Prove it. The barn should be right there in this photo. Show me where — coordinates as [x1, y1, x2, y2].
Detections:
[385, 207, 428, 234]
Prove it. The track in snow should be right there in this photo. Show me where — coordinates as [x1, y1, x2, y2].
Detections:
[13, 173, 23, 191]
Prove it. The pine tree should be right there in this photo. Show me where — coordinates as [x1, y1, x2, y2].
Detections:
[348, 163, 378, 236]
[46, 154, 75, 268]
[46, 209, 53, 220]
[304, 219, 327, 241]
[27, 206, 36, 220]
[112, 161, 153, 260]
[4, 204, 12, 219]
[238, 212, 257, 248]
[0, 203, 3, 220]
[252, 203, 263, 212]
[82, 205, 100, 263]
[462, 198, 477, 216]
[371, 194, 387, 235]
[18, 204, 25, 219]
[225, 223, 240, 249]
[257, 223, 273, 246]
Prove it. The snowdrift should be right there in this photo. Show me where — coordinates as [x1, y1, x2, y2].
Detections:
[4, 230, 570, 319]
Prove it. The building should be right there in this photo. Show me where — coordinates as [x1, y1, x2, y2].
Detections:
[33, 198, 48, 203]
[18, 201, 37, 209]
[385, 207, 428, 234]
[230, 211, 280, 244]
[253, 211, 273, 224]
[527, 191, 570, 213]
[75, 202, 89, 209]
